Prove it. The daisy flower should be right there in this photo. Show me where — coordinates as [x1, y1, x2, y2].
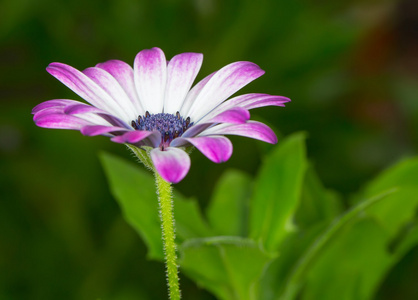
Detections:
[32, 47, 290, 183]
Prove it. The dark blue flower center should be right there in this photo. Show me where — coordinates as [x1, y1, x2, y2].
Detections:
[131, 111, 193, 147]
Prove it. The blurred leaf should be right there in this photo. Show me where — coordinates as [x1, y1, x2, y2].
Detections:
[100, 152, 163, 260]
[206, 169, 252, 236]
[174, 192, 214, 240]
[179, 236, 273, 300]
[280, 157, 418, 300]
[363, 157, 418, 195]
[361, 158, 418, 281]
[250, 132, 308, 252]
[100, 152, 213, 261]
[300, 217, 391, 300]
[294, 165, 343, 228]
[362, 158, 418, 253]
[258, 223, 327, 300]
[258, 165, 341, 300]
[279, 189, 396, 300]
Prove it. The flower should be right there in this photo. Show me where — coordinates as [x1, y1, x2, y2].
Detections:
[32, 47, 290, 183]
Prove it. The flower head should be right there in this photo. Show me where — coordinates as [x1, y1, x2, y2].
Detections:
[32, 47, 290, 183]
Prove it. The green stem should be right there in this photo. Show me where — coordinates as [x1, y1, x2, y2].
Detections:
[155, 171, 181, 300]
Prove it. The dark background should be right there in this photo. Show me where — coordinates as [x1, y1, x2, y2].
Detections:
[1, 0, 417, 299]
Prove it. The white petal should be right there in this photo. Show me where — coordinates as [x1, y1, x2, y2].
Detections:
[164, 52, 203, 114]
[134, 47, 167, 113]
[186, 61, 264, 122]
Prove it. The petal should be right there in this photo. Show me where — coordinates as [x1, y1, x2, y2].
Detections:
[83, 67, 138, 120]
[150, 147, 191, 183]
[200, 121, 278, 144]
[200, 107, 250, 124]
[200, 94, 290, 122]
[181, 123, 213, 138]
[164, 52, 203, 114]
[173, 136, 232, 163]
[96, 59, 144, 114]
[111, 130, 160, 145]
[33, 105, 74, 122]
[63, 102, 110, 115]
[80, 125, 128, 136]
[34, 113, 90, 130]
[61, 103, 129, 128]
[234, 94, 290, 110]
[134, 47, 167, 113]
[32, 99, 79, 113]
[33, 105, 114, 129]
[179, 72, 215, 116]
[187, 61, 265, 122]
[47, 63, 130, 120]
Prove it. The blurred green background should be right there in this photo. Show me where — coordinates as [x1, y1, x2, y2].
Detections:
[1, 0, 417, 299]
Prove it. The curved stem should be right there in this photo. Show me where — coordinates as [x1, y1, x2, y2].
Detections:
[155, 171, 181, 300]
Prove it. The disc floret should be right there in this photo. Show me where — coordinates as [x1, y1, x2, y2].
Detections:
[131, 111, 192, 149]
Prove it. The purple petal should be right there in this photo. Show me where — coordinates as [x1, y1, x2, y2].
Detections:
[34, 105, 113, 130]
[164, 52, 203, 113]
[83, 67, 138, 120]
[187, 61, 265, 121]
[227, 93, 290, 110]
[134, 47, 167, 113]
[181, 123, 213, 138]
[176, 136, 233, 163]
[33, 106, 67, 121]
[201, 121, 278, 144]
[34, 113, 90, 130]
[63, 103, 106, 115]
[96, 60, 144, 113]
[33, 100, 123, 124]
[81, 125, 128, 136]
[111, 130, 160, 145]
[201, 107, 250, 124]
[32, 99, 80, 114]
[210, 94, 290, 118]
[47, 63, 131, 120]
[61, 103, 129, 128]
[150, 147, 191, 183]
[195, 94, 289, 124]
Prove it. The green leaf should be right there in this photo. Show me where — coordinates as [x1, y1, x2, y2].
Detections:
[280, 157, 418, 300]
[363, 157, 418, 196]
[100, 152, 213, 261]
[362, 158, 418, 237]
[100, 152, 164, 260]
[301, 217, 392, 300]
[259, 163, 342, 300]
[250, 132, 308, 252]
[279, 189, 396, 300]
[258, 223, 327, 300]
[179, 236, 273, 300]
[174, 193, 214, 240]
[294, 164, 342, 228]
[206, 169, 252, 236]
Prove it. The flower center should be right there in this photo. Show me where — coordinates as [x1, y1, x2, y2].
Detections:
[131, 111, 193, 148]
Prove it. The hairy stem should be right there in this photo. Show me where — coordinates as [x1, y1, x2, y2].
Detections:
[155, 171, 181, 300]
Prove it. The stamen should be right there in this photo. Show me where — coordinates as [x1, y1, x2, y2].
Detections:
[164, 131, 170, 142]
[174, 130, 179, 138]
[131, 111, 193, 148]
